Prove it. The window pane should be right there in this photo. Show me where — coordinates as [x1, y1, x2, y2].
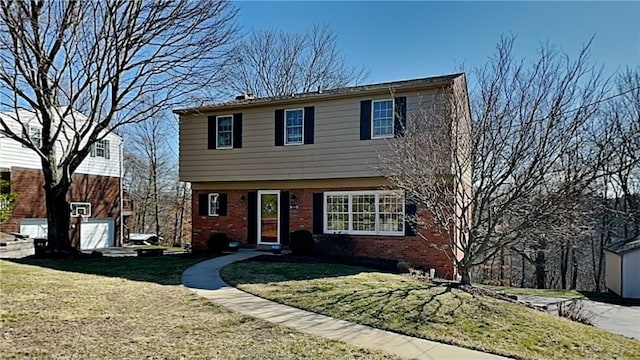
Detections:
[326, 195, 348, 231]
[379, 193, 404, 233]
[209, 194, 219, 216]
[217, 116, 233, 148]
[285, 109, 303, 144]
[372, 100, 393, 138]
[95, 140, 105, 157]
[352, 194, 375, 232]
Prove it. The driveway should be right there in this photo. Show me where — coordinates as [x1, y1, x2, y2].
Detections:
[518, 295, 640, 340]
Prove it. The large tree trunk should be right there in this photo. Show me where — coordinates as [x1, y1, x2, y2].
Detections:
[535, 250, 546, 289]
[460, 265, 472, 285]
[44, 180, 73, 252]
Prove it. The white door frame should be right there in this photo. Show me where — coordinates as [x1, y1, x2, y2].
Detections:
[257, 190, 280, 245]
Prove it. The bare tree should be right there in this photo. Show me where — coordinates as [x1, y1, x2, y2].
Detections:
[0, 0, 236, 251]
[381, 36, 621, 285]
[123, 112, 191, 246]
[222, 24, 368, 98]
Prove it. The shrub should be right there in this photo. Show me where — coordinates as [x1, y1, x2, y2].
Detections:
[207, 233, 229, 254]
[557, 300, 594, 325]
[289, 230, 314, 255]
[314, 233, 355, 258]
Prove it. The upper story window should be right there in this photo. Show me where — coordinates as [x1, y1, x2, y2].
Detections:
[372, 99, 394, 138]
[360, 97, 405, 141]
[216, 115, 233, 149]
[207, 113, 242, 150]
[285, 109, 304, 145]
[90, 139, 110, 159]
[275, 107, 314, 146]
[22, 126, 41, 148]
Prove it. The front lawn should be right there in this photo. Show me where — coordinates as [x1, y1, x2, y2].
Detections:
[0, 257, 396, 359]
[221, 261, 640, 360]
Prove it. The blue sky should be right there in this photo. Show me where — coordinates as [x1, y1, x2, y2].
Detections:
[235, 1, 640, 83]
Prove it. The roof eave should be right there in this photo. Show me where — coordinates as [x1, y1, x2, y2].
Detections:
[173, 73, 462, 115]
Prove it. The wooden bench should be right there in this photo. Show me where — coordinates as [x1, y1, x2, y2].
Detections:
[135, 248, 165, 257]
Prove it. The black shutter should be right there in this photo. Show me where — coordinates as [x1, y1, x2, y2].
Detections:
[247, 191, 257, 244]
[218, 193, 228, 216]
[394, 96, 407, 137]
[312, 193, 324, 234]
[405, 201, 417, 236]
[104, 140, 110, 159]
[280, 191, 290, 246]
[208, 116, 217, 149]
[233, 113, 243, 149]
[360, 100, 372, 140]
[198, 193, 209, 216]
[303, 106, 314, 144]
[275, 109, 284, 146]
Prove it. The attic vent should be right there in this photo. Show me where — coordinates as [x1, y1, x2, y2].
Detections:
[235, 93, 255, 101]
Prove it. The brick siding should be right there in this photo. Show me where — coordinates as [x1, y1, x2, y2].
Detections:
[192, 186, 456, 279]
[1, 167, 121, 247]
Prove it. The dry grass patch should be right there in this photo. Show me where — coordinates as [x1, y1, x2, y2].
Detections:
[0, 258, 396, 359]
[221, 261, 640, 360]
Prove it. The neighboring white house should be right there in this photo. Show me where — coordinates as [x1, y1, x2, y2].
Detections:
[605, 236, 640, 299]
[0, 108, 124, 250]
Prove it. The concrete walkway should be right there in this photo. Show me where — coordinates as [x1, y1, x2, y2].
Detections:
[182, 250, 509, 360]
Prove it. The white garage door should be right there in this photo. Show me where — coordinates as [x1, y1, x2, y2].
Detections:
[80, 219, 114, 250]
[20, 219, 48, 238]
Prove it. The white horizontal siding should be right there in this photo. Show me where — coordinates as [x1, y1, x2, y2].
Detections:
[179, 91, 441, 182]
[0, 110, 122, 178]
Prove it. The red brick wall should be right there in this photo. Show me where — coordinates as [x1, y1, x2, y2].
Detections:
[1, 167, 121, 247]
[192, 186, 456, 279]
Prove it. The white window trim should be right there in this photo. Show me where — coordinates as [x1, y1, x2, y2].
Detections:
[70, 202, 92, 217]
[284, 108, 304, 146]
[323, 190, 404, 236]
[208, 193, 220, 216]
[371, 99, 395, 139]
[257, 190, 281, 245]
[216, 115, 233, 149]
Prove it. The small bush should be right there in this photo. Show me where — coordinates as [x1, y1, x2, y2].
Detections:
[207, 233, 229, 254]
[557, 300, 594, 325]
[290, 230, 314, 255]
[314, 233, 355, 258]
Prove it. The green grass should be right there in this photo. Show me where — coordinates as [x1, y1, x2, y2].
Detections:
[478, 284, 585, 299]
[0, 258, 397, 359]
[221, 261, 640, 360]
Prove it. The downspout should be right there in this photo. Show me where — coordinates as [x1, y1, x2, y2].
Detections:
[119, 137, 124, 247]
[620, 253, 624, 298]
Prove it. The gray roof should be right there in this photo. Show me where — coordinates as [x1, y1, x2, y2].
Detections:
[605, 236, 640, 255]
[174, 73, 464, 115]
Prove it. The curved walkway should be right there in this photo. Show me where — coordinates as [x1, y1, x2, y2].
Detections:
[181, 250, 510, 360]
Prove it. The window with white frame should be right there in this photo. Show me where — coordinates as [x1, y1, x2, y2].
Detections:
[326, 194, 349, 232]
[324, 191, 404, 236]
[208, 193, 220, 216]
[216, 115, 233, 149]
[23, 126, 42, 148]
[372, 99, 394, 138]
[70, 202, 92, 217]
[90, 139, 110, 159]
[285, 109, 303, 145]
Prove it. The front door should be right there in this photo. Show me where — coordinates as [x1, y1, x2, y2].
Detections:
[258, 190, 280, 244]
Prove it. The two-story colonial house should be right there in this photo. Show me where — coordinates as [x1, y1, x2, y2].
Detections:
[0, 109, 125, 250]
[175, 73, 471, 279]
